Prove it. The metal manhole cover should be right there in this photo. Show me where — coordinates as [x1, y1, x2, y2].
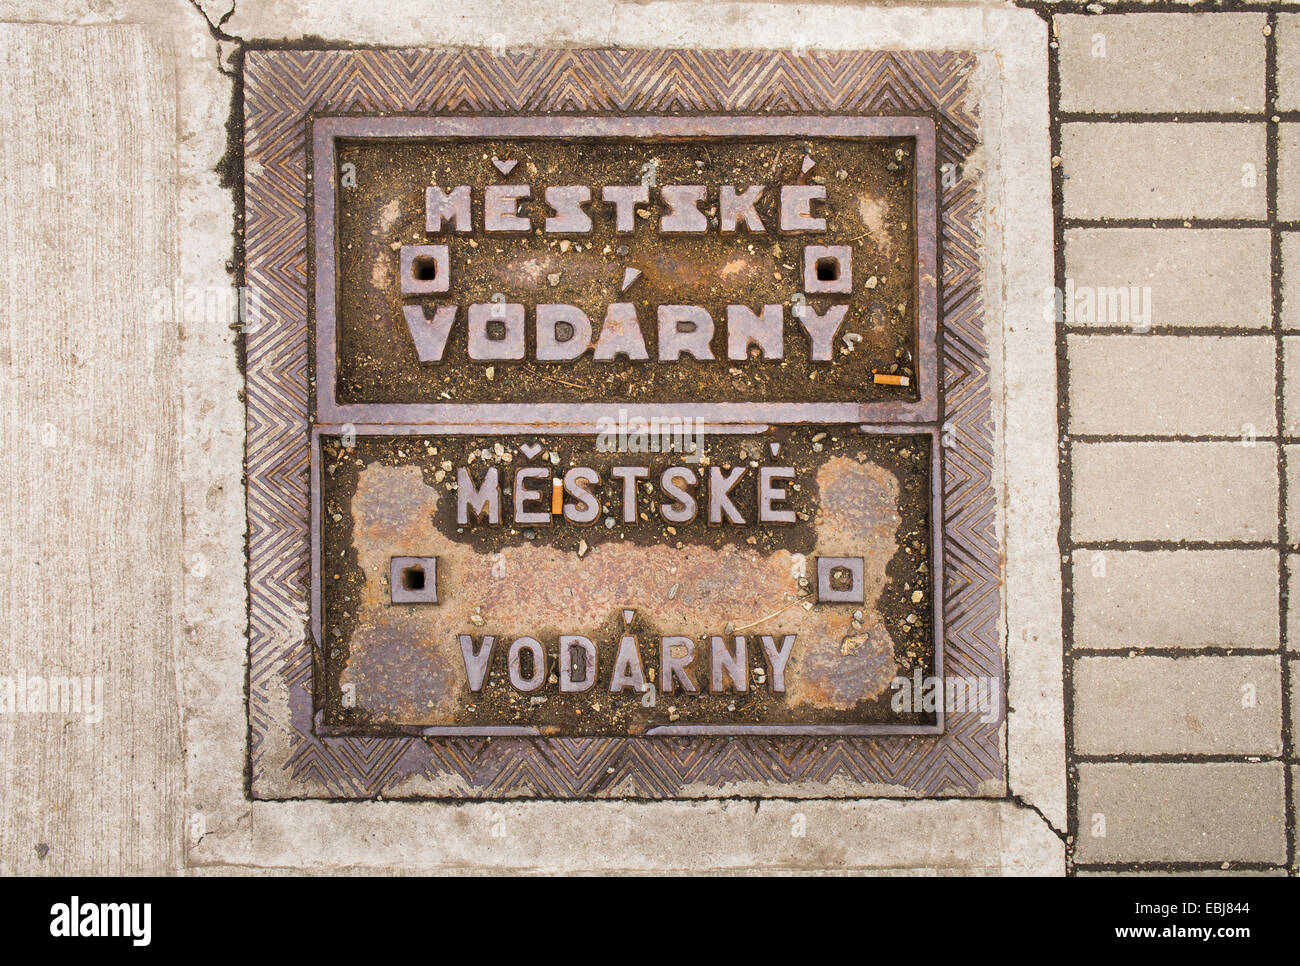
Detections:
[315, 115, 937, 423]
[314, 426, 940, 736]
[243, 48, 999, 799]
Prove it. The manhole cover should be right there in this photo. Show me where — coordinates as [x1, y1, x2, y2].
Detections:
[244, 48, 998, 799]
[316, 115, 937, 422]
[315, 427, 938, 736]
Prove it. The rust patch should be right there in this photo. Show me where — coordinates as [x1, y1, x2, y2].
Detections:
[319, 427, 935, 735]
[331, 133, 919, 407]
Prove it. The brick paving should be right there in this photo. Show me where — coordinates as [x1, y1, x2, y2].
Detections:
[1039, 3, 1298, 874]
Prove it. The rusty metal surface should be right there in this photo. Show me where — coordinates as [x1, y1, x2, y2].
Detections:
[243, 47, 997, 799]
[313, 114, 938, 425]
[313, 427, 941, 737]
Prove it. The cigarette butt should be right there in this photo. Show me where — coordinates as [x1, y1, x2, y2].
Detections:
[551, 478, 564, 514]
[873, 373, 910, 386]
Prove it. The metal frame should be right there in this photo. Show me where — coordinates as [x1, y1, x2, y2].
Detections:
[243, 46, 999, 798]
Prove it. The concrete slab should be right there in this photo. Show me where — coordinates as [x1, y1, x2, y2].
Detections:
[1075, 762, 1287, 865]
[208, 1, 1059, 868]
[1065, 228, 1271, 331]
[1284, 231, 1300, 331]
[1062, 123, 1267, 221]
[1067, 335, 1275, 436]
[1072, 442, 1278, 543]
[1282, 123, 1300, 222]
[0, 23, 182, 875]
[1288, 555, 1300, 653]
[1056, 13, 1266, 114]
[1073, 655, 1283, 756]
[1280, 14, 1300, 112]
[185, 798, 1062, 875]
[1072, 549, 1279, 651]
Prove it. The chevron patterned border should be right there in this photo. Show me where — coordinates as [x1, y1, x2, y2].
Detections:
[243, 48, 998, 799]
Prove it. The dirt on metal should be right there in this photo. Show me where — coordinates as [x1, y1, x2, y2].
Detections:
[319, 427, 934, 735]
[332, 135, 919, 406]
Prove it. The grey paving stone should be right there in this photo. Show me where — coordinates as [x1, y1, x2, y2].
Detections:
[1062, 123, 1267, 220]
[1282, 125, 1300, 222]
[1289, 657, 1298, 754]
[1280, 15, 1300, 113]
[1072, 549, 1279, 650]
[1075, 870, 1289, 877]
[1073, 655, 1282, 755]
[1294, 767, 1299, 873]
[1285, 445, 1300, 530]
[1072, 442, 1278, 542]
[1286, 337, 1300, 435]
[1057, 14, 1265, 114]
[1284, 232, 1300, 331]
[1075, 762, 1287, 864]
[1068, 334, 1275, 436]
[1288, 555, 1300, 652]
[1065, 228, 1271, 330]
[1294, 766, 1299, 874]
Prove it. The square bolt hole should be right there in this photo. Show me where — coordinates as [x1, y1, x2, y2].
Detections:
[802, 244, 852, 294]
[402, 565, 426, 591]
[399, 244, 449, 294]
[815, 257, 840, 282]
[816, 555, 865, 603]
[412, 256, 439, 282]
[390, 556, 439, 604]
